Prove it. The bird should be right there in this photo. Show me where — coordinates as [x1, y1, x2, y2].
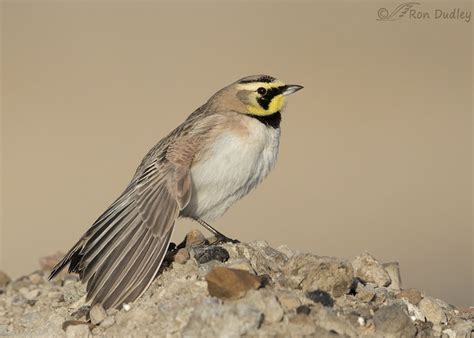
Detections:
[49, 74, 303, 309]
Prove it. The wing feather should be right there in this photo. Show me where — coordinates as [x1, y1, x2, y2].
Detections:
[49, 158, 190, 309]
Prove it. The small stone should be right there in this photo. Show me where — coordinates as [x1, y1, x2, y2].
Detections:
[418, 297, 448, 325]
[277, 293, 301, 311]
[89, 304, 107, 325]
[185, 229, 206, 247]
[65, 323, 90, 338]
[374, 304, 417, 337]
[226, 259, 254, 273]
[24, 289, 41, 300]
[0, 271, 11, 288]
[374, 287, 389, 304]
[355, 283, 376, 302]
[296, 305, 311, 315]
[194, 246, 230, 264]
[205, 267, 261, 300]
[449, 320, 473, 337]
[383, 262, 402, 290]
[306, 290, 334, 307]
[71, 306, 91, 320]
[245, 290, 284, 323]
[39, 252, 64, 271]
[63, 274, 80, 285]
[100, 316, 115, 328]
[352, 252, 391, 287]
[28, 273, 43, 285]
[174, 248, 190, 264]
[396, 288, 422, 305]
[284, 254, 354, 297]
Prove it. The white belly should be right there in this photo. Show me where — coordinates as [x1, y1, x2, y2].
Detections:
[181, 123, 280, 221]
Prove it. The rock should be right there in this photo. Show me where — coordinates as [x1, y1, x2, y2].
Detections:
[244, 289, 284, 323]
[205, 267, 261, 300]
[383, 262, 402, 290]
[185, 229, 206, 247]
[277, 292, 301, 311]
[0, 271, 11, 288]
[355, 283, 376, 302]
[235, 241, 289, 275]
[396, 288, 423, 305]
[352, 252, 391, 287]
[374, 287, 389, 304]
[174, 248, 190, 264]
[225, 259, 255, 273]
[283, 254, 354, 297]
[71, 306, 90, 320]
[28, 273, 43, 285]
[89, 304, 107, 325]
[182, 298, 263, 337]
[418, 297, 448, 325]
[24, 289, 41, 300]
[194, 246, 230, 264]
[306, 290, 334, 307]
[296, 305, 311, 315]
[311, 306, 359, 337]
[65, 322, 90, 338]
[448, 320, 473, 337]
[373, 304, 417, 337]
[100, 316, 115, 328]
[0, 238, 469, 337]
[39, 252, 64, 271]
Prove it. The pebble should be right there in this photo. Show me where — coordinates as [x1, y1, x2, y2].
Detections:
[355, 283, 376, 302]
[284, 254, 354, 297]
[173, 248, 190, 264]
[0, 271, 11, 288]
[277, 293, 301, 311]
[185, 229, 206, 247]
[65, 323, 91, 338]
[194, 246, 230, 264]
[383, 262, 402, 290]
[24, 289, 41, 300]
[225, 259, 255, 273]
[396, 288, 423, 305]
[28, 273, 43, 285]
[100, 316, 115, 328]
[418, 297, 448, 325]
[205, 267, 261, 300]
[373, 304, 417, 337]
[245, 290, 284, 323]
[306, 289, 334, 307]
[296, 305, 311, 315]
[89, 304, 107, 325]
[352, 252, 391, 287]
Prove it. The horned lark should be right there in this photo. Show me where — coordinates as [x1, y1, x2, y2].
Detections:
[50, 75, 303, 309]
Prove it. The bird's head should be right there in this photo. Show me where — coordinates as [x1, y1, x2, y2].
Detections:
[211, 75, 303, 116]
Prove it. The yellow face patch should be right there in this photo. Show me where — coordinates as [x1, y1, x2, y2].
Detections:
[237, 81, 287, 116]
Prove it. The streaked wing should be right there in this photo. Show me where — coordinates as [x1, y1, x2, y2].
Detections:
[49, 158, 190, 309]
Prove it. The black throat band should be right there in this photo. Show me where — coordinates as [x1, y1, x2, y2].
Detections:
[248, 111, 281, 129]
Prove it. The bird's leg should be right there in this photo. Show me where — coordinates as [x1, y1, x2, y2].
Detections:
[194, 218, 240, 244]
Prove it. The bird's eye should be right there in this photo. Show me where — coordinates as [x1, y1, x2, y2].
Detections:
[257, 87, 267, 95]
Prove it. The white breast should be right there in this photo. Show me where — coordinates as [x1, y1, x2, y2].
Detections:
[181, 121, 280, 221]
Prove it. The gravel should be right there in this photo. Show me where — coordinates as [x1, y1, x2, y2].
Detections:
[0, 230, 471, 337]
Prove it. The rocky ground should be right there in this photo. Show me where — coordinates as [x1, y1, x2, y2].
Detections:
[0, 230, 472, 337]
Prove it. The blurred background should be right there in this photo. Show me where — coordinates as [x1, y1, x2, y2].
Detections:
[1, 1, 472, 306]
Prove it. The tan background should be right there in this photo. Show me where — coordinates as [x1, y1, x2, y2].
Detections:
[1, 1, 472, 306]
